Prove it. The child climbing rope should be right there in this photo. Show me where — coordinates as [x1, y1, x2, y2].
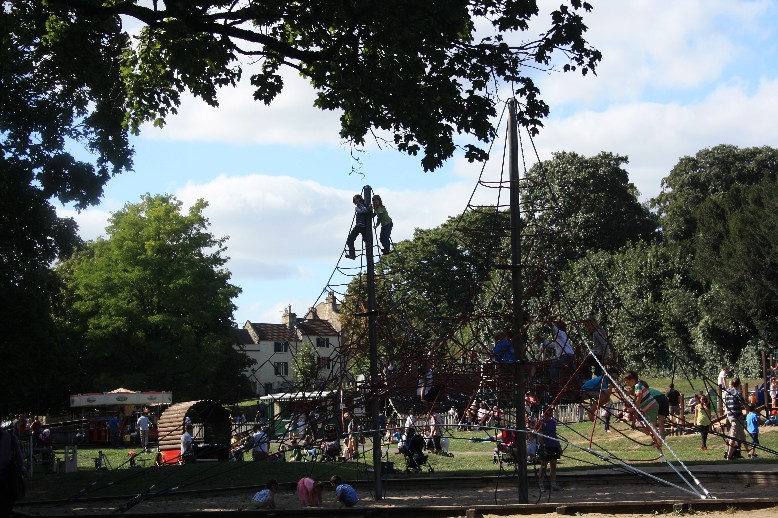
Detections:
[372, 194, 393, 254]
[345, 194, 369, 259]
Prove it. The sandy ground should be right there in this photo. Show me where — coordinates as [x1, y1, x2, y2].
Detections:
[18, 469, 778, 516]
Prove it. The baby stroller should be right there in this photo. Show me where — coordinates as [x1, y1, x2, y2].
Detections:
[320, 424, 342, 462]
[400, 428, 433, 473]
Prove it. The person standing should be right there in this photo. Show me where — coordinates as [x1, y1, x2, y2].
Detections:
[745, 404, 761, 459]
[601, 406, 611, 432]
[108, 415, 120, 446]
[343, 413, 360, 461]
[248, 424, 269, 461]
[666, 383, 681, 434]
[345, 194, 369, 259]
[181, 424, 194, 464]
[30, 416, 42, 447]
[717, 366, 730, 389]
[695, 394, 712, 451]
[137, 412, 151, 452]
[722, 377, 746, 460]
[538, 410, 562, 491]
[582, 317, 612, 376]
[0, 428, 25, 516]
[371, 194, 393, 255]
[540, 321, 575, 382]
[417, 360, 441, 403]
[429, 407, 443, 454]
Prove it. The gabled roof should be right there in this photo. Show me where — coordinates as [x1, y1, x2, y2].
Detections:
[246, 322, 298, 342]
[298, 317, 338, 337]
[232, 328, 253, 345]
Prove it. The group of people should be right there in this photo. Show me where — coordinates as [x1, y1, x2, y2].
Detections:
[492, 316, 772, 465]
[345, 193, 393, 259]
[10, 414, 50, 448]
[492, 411, 562, 491]
[458, 402, 502, 430]
[492, 317, 612, 382]
[250, 475, 359, 509]
[226, 412, 371, 465]
[612, 366, 766, 461]
[394, 407, 448, 457]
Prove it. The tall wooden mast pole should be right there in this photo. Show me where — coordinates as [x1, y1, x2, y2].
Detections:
[508, 100, 529, 503]
[363, 184, 383, 499]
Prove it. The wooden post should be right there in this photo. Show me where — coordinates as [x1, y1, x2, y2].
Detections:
[762, 351, 769, 415]
[507, 99, 528, 504]
[679, 392, 685, 435]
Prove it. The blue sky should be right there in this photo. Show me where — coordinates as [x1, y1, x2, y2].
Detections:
[59, 0, 778, 327]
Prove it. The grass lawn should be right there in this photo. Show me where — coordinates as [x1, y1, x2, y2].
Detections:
[27, 420, 777, 504]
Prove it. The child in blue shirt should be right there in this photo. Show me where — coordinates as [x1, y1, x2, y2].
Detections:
[251, 480, 278, 509]
[330, 475, 358, 507]
[745, 404, 760, 459]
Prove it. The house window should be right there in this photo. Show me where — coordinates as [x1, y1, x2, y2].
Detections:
[317, 357, 331, 370]
[274, 341, 289, 353]
[316, 337, 330, 348]
[273, 362, 289, 376]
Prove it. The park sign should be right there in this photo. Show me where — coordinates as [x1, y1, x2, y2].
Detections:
[70, 389, 173, 407]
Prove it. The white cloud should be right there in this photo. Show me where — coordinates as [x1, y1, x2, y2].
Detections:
[141, 70, 344, 147]
[537, 0, 770, 109]
[534, 78, 778, 200]
[171, 173, 478, 280]
[58, 207, 112, 241]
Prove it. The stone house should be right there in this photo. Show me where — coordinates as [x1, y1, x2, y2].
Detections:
[236, 304, 340, 396]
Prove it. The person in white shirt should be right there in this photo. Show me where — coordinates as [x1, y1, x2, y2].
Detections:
[180, 424, 194, 464]
[248, 425, 269, 461]
[540, 321, 575, 383]
[137, 413, 151, 451]
[717, 367, 730, 388]
[428, 408, 443, 453]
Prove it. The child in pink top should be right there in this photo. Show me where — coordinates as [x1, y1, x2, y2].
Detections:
[296, 477, 323, 507]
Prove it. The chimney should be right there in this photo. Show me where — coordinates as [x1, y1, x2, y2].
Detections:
[282, 305, 296, 329]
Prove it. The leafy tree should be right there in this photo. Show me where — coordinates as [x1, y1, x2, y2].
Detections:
[294, 342, 321, 390]
[40, 0, 600, 171]
[56, 194, 249, 400]
[692, 178, 778, 363]
[524, 242, 701, 376]
[1, 2, 133, 408]
[652, 145, 778, 244]
[523, 151, 658, 266]
[3, 1, 601, 409]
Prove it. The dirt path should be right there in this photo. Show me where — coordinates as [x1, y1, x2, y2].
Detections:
[18, 473, 777, 516]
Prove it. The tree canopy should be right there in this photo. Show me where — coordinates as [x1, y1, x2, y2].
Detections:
[36, 0, 600, 171]
[1, 2, 134, 384]
[523, 151, 658, 265]
[652, 145, 778, 244]
[56, 194, 250, 400]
